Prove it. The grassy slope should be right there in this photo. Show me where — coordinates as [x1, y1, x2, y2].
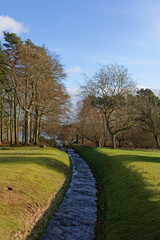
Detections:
[80, 147, 160, 240]
[0, 147, 70, 240]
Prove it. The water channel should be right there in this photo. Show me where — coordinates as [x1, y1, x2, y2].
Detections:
[41, 149, 97, 240]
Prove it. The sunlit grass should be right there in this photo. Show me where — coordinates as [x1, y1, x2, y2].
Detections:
[81, 147, 160, 240]
[0, 147, 70, 240]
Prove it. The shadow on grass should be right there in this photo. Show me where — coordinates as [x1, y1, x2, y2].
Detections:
[26, 157, 72, 240]
[0, 151, 68, 163]
[0, 154, 68, 174]
[0, 152, 61, 156]
[0, 151, 72, 240]
[81, 147, 160, 240]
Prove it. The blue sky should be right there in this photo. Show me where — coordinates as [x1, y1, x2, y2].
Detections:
[1, 0, 160, 96]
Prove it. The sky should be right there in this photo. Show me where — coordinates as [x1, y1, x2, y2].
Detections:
[1, 0, 160, 103]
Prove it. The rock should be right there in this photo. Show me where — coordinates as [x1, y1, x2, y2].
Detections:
[40, 145, 46, 148]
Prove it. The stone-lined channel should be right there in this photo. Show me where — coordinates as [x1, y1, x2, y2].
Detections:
[41, 149, 97, 240]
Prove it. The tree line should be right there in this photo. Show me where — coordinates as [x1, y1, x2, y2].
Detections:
[60, 64, 160, 149]
[0, 32, 69, 146]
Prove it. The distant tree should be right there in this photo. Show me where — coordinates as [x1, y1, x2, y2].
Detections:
[82, 64, 135, 148]
[41, 84, 70, 141]
[133, 88, 160, 148]
[77, 97, 107, 146]
[129, 125, 156, 148]
[116, 130, 128, 147]
[58, 123, 78, 145]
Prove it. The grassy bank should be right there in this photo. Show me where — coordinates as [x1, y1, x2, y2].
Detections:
[0, 147, 71, 240]
[80, 147, 160, 240]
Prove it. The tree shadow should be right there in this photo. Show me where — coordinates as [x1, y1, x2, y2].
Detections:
[83, 148, 160, 240]
[0, 153, 69, 174]
[25, 157, 72, 240]
[0, 151, 68, 162]
[0, 151, 71, 240]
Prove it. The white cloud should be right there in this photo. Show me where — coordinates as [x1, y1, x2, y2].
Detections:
[67, 88, 82, 108]
[66, 66, 83, 74]
[67, 88, 80, 100]
[0, 15, 29, 37]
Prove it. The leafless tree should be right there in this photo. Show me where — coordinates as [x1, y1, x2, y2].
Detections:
[81, 64, 136, 148]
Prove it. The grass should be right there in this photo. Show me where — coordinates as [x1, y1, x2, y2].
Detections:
[67, 143, 89, 153]
[0, 146, 71, 240]
[80, 147, 160, 240]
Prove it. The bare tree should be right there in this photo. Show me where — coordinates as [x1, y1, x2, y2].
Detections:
[81, 64, 135, 148]
[77, 97, 107, 146]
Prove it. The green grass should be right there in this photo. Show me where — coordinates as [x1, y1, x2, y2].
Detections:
[80, 147, 160, 240]
[0, 147, 71, 240]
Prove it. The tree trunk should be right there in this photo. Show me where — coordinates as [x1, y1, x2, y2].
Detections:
[17, 119, 19, 143]
[118, 140, 123, 147]
[102, 114, 107, 147]
[30, 113, 33, 143]
[111, 134, 116, 149]
[81, 136, 84, 144]
[22, 119, 25, 144]
[96, 140, 101, 147]
[34, 119, 39, 145]
[117, 136, 124, 147]
[34, 108, 40, 145]
[10, 102, 14, 145]
[24, 110, 29, 145]
[14, 93, 18, 145]
[7, 120, 10, 142]
[38, 116, 42, 140]
[106, 115, 116, 148]
[154, 135, 160, 149]
[76, 133, 79, 143]
[0, 120, 1, 145]
[1, 97, 4, 142]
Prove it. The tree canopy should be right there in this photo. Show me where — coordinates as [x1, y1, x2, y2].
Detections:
[0, 32, 70, 146]
[81, 64, 136, 148]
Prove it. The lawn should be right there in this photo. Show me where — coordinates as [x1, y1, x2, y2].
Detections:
[80, 147, 160, 240]
[0, 146, 71, 240]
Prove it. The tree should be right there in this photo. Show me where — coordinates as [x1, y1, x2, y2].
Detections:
[0, 41, 8, 143]
[3, 32, 23, 144]
[3, 32, 69, 146]
[76, 97, 107, 146]
[58, 123, 78, 145]
[82, 64, 135, 148]
[15, 43, 39, 145]
[133, 88, 160, 149]
[32, 49, 67, 145]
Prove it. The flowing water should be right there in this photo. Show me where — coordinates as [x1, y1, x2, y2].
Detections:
[41, 149, 97, 240]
